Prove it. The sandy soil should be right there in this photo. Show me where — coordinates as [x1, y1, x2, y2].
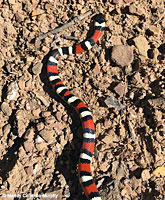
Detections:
[0, 0, 165, 199]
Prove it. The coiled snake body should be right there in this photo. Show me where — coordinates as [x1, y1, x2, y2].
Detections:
[47, 14, 105, 200]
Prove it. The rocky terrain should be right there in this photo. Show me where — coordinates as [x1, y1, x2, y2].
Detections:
[0, 0, 164, 199]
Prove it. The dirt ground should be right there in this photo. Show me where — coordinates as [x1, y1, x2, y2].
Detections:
[0, 0, 165, 200]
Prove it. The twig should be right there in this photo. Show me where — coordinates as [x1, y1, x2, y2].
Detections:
[60, 35, 78, 41]
[36, 10, 93, 41]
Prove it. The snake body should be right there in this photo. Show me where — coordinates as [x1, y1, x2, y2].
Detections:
[47, 14, 105, 200]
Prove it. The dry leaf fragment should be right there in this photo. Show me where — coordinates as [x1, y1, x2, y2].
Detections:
[152, 167, 165, 176]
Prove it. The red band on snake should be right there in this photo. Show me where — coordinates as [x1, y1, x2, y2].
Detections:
[47, 14, 105, 200]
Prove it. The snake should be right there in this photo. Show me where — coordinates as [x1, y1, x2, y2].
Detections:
[47, 14, 105, 200]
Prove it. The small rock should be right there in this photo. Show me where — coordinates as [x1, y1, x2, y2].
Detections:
[141, 169, 151, 181]
[32, 8, 45, 16]
[111, 45, 133, 67]
[62, 114, 68, 122]
[54, 122, 63, 133]
[104, 96, 125, 110]
[16, 110, 28, 137]
[8, 138, 14, 147]
[92, 63, 100, 76]
[1, 102, 12, 116]
[149, 25, 160, 36]
[26, 56, 34, 63]
[35, 140, 47, 151]
[7, 82, 19, 101]
[55, 111, 62, 121]
[133, 36, 149, 57]
[18, 79, 25, 90]
[24, 128, 35, 141]
[161, 18, 165, 29]
[129, 4, 144, 15]
[124, 0, 133, 3]
[46, 149, 53, 158]
[33, 163, 39, 174]
[5, 22, 17, 36]
[35, 135, 44, 143]
[3, 124, 11, 136]
[39, 129, 55, 143]
[110, 36, 123, 46]
[114, 82, 125, 97]
[42, 111, 51, 118]
[15, 12, 25, 22]
[32, 108, 41, 117]
[24, 141, 34, 153]
[37, 122, 45, 131]
[36, 92, 49, 107]
[32, 62, 43, 75]
[24, 166, 33, 176]
[46, 115, 56, 124]
[112, 0, 119, 4]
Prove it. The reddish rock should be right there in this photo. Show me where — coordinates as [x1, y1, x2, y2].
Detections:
[114, 82, 125, 97]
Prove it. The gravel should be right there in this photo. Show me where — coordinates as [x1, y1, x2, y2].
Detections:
[0, 0, 164, 200]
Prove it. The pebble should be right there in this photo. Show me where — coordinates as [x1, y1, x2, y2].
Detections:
[133, 36, 149, 57]
[149, 25, 160, 36]
[8, 138, 14, 147]
[6, 82, 19, 101]
[35, 135, 44, 143]
[36, 122, 45, 131]
[32, 108, 41, 117]
[32, 62, 43, 75]
[1, 102, 12, 116]
[112, 0, 119, 4]
[45, 115, 56, 124]
[24, 166, 33, 176]
[39, 129, 55, 143]
[129, 4, 144, 15]
[55, 111, 62, 121]
[141, 169, 151, 181]
[54, 122, 63, 133]
[3, 124, 11, 136]
[92, 63, 100, 76]
[16, 110, 28, 137]
[161, 18, 165, 29]
[32, 8, 45, 16]
[26, 56, 34, 63]
[36, 93, 49, 107]
[104, 96, 125, 110]
[111, 45, 134, 67]
[23, 141, 34, 153]
[114, 82, 125, 97]
[24, 128, 35, 141]
[42, 111, 51, 118]
[46, 149, 53, 158]
[124, 0, 133, 3]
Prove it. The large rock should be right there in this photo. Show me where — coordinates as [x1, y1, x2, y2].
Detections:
[111, 45, 134, 67]
[133, 35, 150, 57]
